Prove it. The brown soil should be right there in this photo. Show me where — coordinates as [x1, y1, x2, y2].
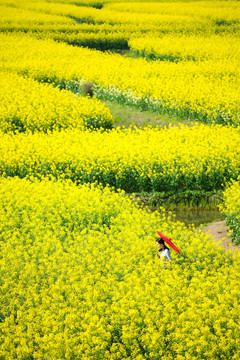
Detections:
[201, 220, 240, 252]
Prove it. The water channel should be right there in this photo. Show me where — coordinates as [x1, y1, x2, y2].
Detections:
[167, 207, 225, 228]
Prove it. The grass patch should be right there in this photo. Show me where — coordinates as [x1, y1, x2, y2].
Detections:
[104, 101, 195, 128]
[133, 190, 223, 210]
[126, 50, 196, 63]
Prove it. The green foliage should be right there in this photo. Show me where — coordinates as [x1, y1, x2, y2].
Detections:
[134, 190, 223, 209]
[81, 81, 94, 97]
[220, 180, 240, 245]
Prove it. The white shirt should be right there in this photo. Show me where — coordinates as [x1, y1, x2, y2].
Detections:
[159, 249, 172, 261]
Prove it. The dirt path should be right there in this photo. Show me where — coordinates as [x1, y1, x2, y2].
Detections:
[201, 220, 240, 251]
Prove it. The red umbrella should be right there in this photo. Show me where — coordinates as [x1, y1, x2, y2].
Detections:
[156, 231, 181, 254]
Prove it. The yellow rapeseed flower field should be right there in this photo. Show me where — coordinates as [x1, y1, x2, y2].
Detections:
[0, 4, 74, 25]
[0, 71, 113, 132]
[129, 33, 240, 62]
[0, 177, 240, 359]
[0, 2, 204, 50]
[106, 0, 240, 21]
[1, 1, 240, 357]
[7, 0, 239, 30]
[0, 124, 240, 192]
[0, 31, 239, 125]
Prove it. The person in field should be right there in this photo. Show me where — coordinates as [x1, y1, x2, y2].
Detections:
[156, 237, 173, 261]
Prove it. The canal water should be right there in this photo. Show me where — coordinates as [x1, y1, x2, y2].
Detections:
[167, 208, 225, 228]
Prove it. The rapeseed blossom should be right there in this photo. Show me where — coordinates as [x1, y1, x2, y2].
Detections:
[0, 1, 240, 358]
[0, 177, 239, 359]
[129, 34, 240, 62]
[5, 0, 239, 31]
[0, 124, 239, 192]
[0, 32, 239, 125]
[3, 0, 239, 52]
[0, 71, 113, 132]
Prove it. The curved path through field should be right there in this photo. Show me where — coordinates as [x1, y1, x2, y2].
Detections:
[201, 220, 240, 252]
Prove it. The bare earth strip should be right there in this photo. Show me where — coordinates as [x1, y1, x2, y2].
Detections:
[201, 220, 240, 252]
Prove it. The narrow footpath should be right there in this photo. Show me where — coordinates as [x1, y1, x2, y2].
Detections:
[201, 220, 240, 251]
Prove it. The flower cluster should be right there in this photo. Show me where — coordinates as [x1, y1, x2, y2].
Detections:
[0, 177, 240, 359]
[129, 34, 240, 62]
[0, 71, 113, 132]
[0, 3, 74, 25]
[1, 124, 240, 192]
